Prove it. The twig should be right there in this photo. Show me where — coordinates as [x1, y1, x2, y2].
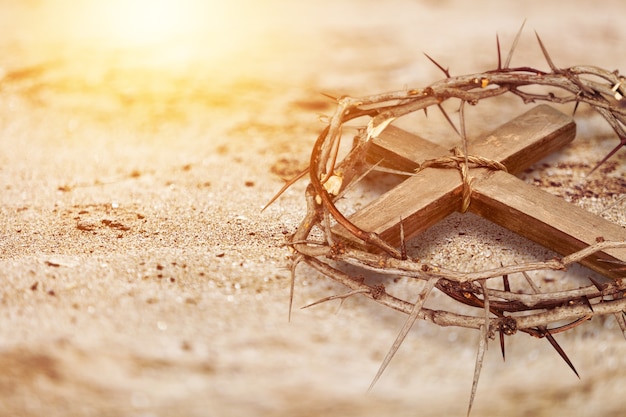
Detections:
[368, 278, 438, 391]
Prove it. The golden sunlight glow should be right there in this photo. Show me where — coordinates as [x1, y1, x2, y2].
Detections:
[36, 0, 258, 53]
[87, 0, 221, 46]
[104, 1, 198, 44]
[33, 0, 283, 69]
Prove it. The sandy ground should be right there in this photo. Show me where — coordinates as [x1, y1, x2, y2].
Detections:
[1, 1, 625, 416]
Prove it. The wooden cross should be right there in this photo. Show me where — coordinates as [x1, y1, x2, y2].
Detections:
[335, 104, 626, 280]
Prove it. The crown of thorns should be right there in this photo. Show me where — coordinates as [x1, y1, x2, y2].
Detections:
[267, 24, 626, 415]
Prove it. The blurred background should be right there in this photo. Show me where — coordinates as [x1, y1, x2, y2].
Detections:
[2, 0, 624, 133]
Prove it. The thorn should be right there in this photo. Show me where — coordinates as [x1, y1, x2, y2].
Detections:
[614, 312, 626, 340]
[588, 137, 626, 175]
[572, 100, 580, 117]
[496, 33, 502, 70]
[521, 271, 541, 294]
[467, 280, 490, 416]
[502, 274, 511, 292]
[288, 256, 302, 322]
[262, 167, 310, 212]
[499, 274, 509, 362]
[459, 101, 469, 165]
[534, 31, 558, 71]
[320, 92, 339, 101]
[423, 52, 451, 78]
[467, 324, 488, 417]
[300, 289, 369, 309]
[504, 20, 526, 69]
[399, 217, 407, 260]
[368, 279, 438, 392]
[587, 274, 608, 292]
[423, 107, 428, 118]
[544, 329, 580, 378]
[549, 315, 592, 334]
[599, 195, 626, 215]
[438, 104, 461, 138]
[582, 296, 594, 313]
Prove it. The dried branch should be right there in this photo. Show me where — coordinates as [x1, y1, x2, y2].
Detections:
[272, 27, 626, 415]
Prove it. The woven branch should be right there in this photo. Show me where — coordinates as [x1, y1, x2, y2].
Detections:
[274, 27, 626, 414]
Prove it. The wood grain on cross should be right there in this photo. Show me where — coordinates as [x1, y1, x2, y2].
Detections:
[335, 105, 626, 280]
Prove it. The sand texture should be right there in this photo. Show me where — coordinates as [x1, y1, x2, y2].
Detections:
[1, 1, 625, 416]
